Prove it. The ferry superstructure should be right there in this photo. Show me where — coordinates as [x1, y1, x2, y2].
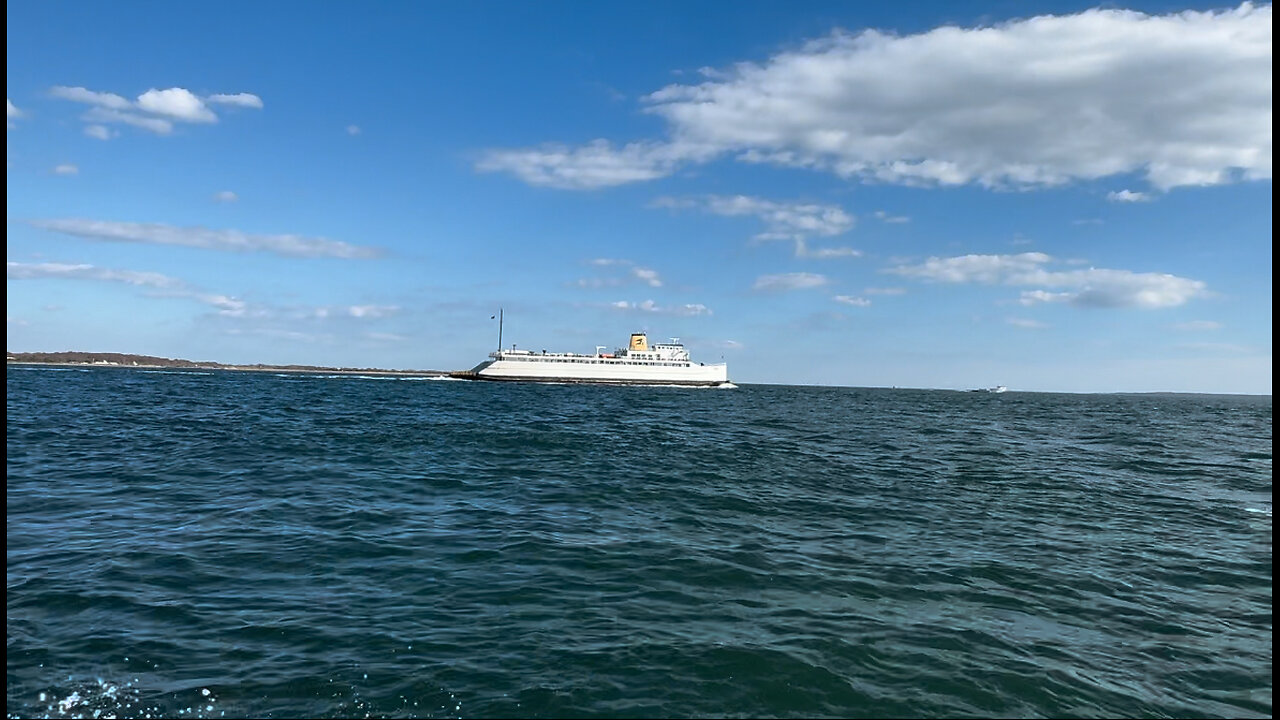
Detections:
[452, 331, 729, 387]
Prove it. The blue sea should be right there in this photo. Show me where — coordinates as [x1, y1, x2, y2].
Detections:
[6, 365, 1272, 718]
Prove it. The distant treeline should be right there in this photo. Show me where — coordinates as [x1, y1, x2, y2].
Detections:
[6, 351, 435, 374]
[7, 351, 211, 367]
[7, 348, 445, 371]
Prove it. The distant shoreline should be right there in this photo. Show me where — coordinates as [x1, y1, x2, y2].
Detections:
[6, 354, 450, 378]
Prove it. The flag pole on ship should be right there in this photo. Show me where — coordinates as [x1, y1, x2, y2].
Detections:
[495, 308, 503, 353]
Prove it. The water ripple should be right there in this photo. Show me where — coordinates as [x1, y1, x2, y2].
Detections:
[7, 368, 1272, 718]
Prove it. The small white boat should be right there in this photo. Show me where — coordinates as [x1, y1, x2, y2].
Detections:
[968, 385, 1008, 393]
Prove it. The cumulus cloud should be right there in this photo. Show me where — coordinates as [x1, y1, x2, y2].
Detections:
[213, 190, 238, 203]
[655, 195, 860, 258]
[136, 88, 216, 122]
[52, 164, 79, 175]
[609, 299, 712, 315]
[29, 219, 380, 259]
[888, 252, 1207, 309]
[7, 98, 20, 129]
[833, 295, 872, 306]
[1107, 189, 1151, 202]
[50, 85, 262, 135]
[481, 4, 1271, 192]
[752, 272, 830, 291]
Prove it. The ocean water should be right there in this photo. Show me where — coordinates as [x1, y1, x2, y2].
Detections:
[5, 366, 1272, 719]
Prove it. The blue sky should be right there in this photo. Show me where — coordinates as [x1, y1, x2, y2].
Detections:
[6, 1, 1272, 393]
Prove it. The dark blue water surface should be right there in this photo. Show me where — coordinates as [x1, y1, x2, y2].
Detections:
[6, 366, 1272, 718]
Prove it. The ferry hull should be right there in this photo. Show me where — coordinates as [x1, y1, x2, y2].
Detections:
[450, 357, 729, 387]
[450, 372, 727, 387]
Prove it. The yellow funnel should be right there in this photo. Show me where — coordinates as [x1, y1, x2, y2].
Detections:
[629, 333, 648, 352]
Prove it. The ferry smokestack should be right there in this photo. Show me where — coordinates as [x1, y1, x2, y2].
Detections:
[629, 333, 648, 352]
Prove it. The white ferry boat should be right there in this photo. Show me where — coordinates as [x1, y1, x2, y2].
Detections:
[452, 328, 729, 387]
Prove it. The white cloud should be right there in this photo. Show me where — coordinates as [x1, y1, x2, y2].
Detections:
[874, 210, 910, 223]
[888, 252, 1208, 309]
[347, 305, 400, 319]
[1173, 320, 1222, 331]
[655, 195, 860, 258]
[30, 218, 380, 259]
[796, 240, 862, 259]
[84, 125, 116, 140]
[195, 294, 250, 317]
[8, 261, 407, 325]
[1107, 189, 1151, 202]
[833, 295, 872, 306]
[483, 4, 1271, 192]
[50, 86, 131, 110]
[83, 107, 174, 135]
[892, 252, 1052, 284]
[207, 93, 264, 109]
[753, 272, 830, 291]
[8, 261, 184, 289]
[631, 266, 663, 287]
[53, 164, 79, 175]
[577, 258, 664, 288]
[136, 88, 216, 123]
[213, 190, 238, 203]
[1007, 317, 1048, 329]
[8, 263, 248, 316]
[478, 139, 714, 190]
[346, 125, 361, 135]
[7, 98, 19, 129]
[609, 299, 712, 315]
[50, 85, 261, 135]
